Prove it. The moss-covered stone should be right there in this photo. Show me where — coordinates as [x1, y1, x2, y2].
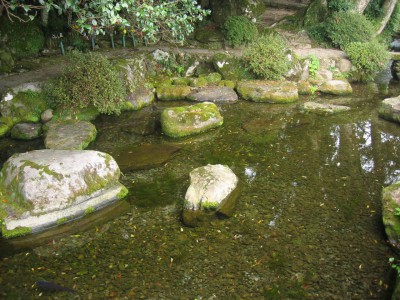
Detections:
[304, 0, 328, 29]
[382, 181, 400, 249]
[1, 225, 32, 239]
[173, 77, 191, 86]
[379, 96, 400, 124]
[190, 77, 208, 87]
[0, 17, 45, 59]
[218, 80, 236, 89]
[10, 123, 42, 140]
[199, 72, 222, 84]
[194, 26, 224, 43]
[210, 0, 265, 25]
[156, 85, 192, 101]
[117, 185, 129, 199]
[319, 80, 352, 96]
[0, 91, 49, 124]
[161, 102, 223, 138]
[236, 80, 299, 103]
[0, 50, 14, 74]
[0, 123, 11, 138]
[213, 53, 255, 81]
[297, 81, 313, 95]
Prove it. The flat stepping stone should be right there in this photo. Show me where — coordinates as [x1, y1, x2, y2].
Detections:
[112, 144, 181, 171]
[44, 120, 97, 150]
[379, 95, 400, 123]
[161, 102, 223, 138]
[236, 80, 298, 103]
[319, 80, 352, 96]
[187, 86, 238, 102]
[301, 102, 351, 114]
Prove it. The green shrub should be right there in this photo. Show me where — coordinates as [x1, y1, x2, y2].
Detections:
[45, 51, 126, 116]
[328, 0, 353, 12]
[243, 34, 291, 80]
[345, 40, 390, 82]
[325, 12, 375, 49]
[223, 16, 258, 47]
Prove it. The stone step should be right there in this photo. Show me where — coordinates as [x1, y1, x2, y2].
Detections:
[260, 7, 298, 26]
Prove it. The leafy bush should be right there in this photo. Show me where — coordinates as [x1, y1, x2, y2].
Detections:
[328, 0, 353, 12]
[345, 40, 390, 82]
[45, 51, 126, 116]
[325, 12, 375, 49]
[243, 34, 291, 80]
[223, 16, 258, 47]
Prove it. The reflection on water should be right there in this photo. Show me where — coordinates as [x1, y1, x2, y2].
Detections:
[1, 85, 400, 299]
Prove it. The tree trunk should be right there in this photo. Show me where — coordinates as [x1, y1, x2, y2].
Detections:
[375, 0, 398, 36]
[352, 0, 371, 13]
[41, 8, 49, 27]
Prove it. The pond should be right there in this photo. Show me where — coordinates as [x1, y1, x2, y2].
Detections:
[1, 83, 400, 299]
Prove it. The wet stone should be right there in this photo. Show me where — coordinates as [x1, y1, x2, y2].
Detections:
[187, 86, 238, 102]
[44, 120, 97, 150]
[11, 122, 42, 140]
[236, 80, 299, 103]
[300, 102, 351, 114]
[112, 144, 181, 171]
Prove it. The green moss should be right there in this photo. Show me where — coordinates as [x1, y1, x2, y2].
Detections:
[0, 91, 49, 124]
[199, 72, 222, 84]
[117, 185, 128, 199]
[156, 85, 191, 101]
[190, 77, 208, 87]
[20, 160, 64, 181]
[84, 207, 95, 216]
[173, 77, 190, 86]
[0, 123, 10, 137]
[218, 80, 236, 89]
[57, 217, 68, 225]
[1, 225, 32, 239]
[202, 201, 218, 210]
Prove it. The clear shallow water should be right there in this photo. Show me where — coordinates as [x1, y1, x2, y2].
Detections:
[1, 84, 400, 299]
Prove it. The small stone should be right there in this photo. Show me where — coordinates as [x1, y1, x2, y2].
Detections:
[41, 109, 54, 123]
[11, 123, 42, 140]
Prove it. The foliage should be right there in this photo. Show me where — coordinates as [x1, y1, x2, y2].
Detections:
[325, 12, 375, 50]
[395, 207, 400, 216]
[345, 40, 390, 82]
[0, 16, 45, 59]
[223, 16, 258, 47]
[389, 257, 400, 276]
[307, 23, 330, 46]
[243, 34, 291, 80]
[328, 0, 353, 12]
[45, 51, 126, 115]
[308, 55, 320, 78]
[2, 0, 209, 44]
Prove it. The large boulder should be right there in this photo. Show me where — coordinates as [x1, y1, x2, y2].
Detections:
[182, 164, 240, 227]
[187, 86, 238, 102]
[382, 181, 400, 249]
[44, 120, 97, 150]
[300, 102, 351, 114]
[319, 80, 353, 96]
[236, 80, 299, 103]
[126, 87, 155, 110]
[0, 150, 128, 238]
[161, 102, 223, 138]
[379, 96, 400, 123]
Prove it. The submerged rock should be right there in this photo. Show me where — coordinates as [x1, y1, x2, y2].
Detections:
[187, 86, 238, 102]
[0, 150, 127, 238]
[182, 164, 240, 227]
[382, 181, 400, 249]
[112, 144, 181, 171]
[300, 102, 351, 114]
[161, 102, 223, 138]
[11, 123, 42, 140]
[44, 120, 97, 150]
[319, 80, 352, 96]
[236, 80, 299, 103]
[379, 96, 400, 123]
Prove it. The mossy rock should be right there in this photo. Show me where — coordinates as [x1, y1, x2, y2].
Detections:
[190, 77, 209, 88]
[194, 25, 224, 43]
[236, 80, 299, 103]
[0, 50, 14, 74]
[210, 0, 265, 25]
[11, 123, 43, 140]
[161, 102, 223, 138]
[0, 123, 11, 138]
[156, 85, 192, 101]
[213, 53, 255, 80]
[0, 91, 49, 124]
[173, 77, 191, 86]
[0, 17, 45, 59]
[297, 81, 313, 95]
[319, 80, 352, 96]
[199, 72, 222, 84]
[379, 96, 400, 124]
[382, 181, 400, 250]
[218, 80, 236, 89]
